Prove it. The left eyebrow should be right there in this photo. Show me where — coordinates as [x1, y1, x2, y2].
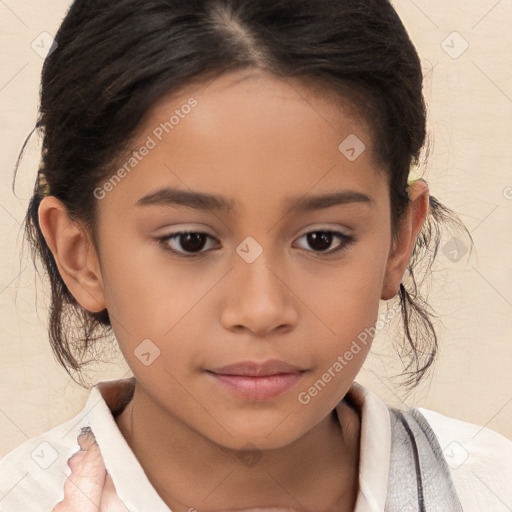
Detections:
[286, 190, 373, 213]
[135, 187, 236, 212]
[135, 187, 373, 213]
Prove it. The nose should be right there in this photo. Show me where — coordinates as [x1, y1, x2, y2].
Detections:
[220, 251, 299, 337]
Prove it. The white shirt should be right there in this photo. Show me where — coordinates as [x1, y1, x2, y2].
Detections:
[0, 377, 510, 511]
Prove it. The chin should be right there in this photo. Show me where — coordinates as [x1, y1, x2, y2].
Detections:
[204, 420, 308, 453]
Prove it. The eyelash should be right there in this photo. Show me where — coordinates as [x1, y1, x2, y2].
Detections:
[157, 230, 355, 259]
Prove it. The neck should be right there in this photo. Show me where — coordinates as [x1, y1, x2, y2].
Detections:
[115, 382, 360, 512]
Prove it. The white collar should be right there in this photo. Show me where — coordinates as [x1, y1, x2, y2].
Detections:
[339, 381, 391, 511]
[86, 377, 391, 511]
[83, 377, 170, 511]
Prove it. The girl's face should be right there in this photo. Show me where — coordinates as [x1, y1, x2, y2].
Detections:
[52, 70, 424, 450]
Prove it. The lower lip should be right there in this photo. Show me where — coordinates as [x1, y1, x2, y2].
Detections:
[206, 371, 304, 400]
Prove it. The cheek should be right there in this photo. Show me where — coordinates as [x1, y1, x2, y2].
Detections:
[298, 252, 385, 335]
[99, 237, 212, 346]
[99, 232, 170, 304]
[294, 247, 386, 385]
[295, 270, 380, 411]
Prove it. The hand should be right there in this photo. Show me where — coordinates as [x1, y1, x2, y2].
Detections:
[52, 427, 130, 512]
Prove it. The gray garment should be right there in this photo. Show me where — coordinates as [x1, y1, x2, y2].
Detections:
[385, 408, 464, 512]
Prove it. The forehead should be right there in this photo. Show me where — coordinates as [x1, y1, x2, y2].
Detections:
[100, 69, 387, 217]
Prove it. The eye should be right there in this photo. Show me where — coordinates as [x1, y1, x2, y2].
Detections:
[157, 229, 355, 259]
[295, 230, 355, 257]
[157, 231, 218, 258]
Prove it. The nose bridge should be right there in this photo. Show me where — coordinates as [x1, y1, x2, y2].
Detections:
[233, 239, 283, 300]
[221, 239, 297, 334]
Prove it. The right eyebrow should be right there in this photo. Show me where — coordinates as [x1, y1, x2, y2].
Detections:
[286, 190, 373, 213]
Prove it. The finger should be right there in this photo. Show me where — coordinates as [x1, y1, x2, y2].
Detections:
[76, 427, 98, 451]
[99, 472, 131, 512]
[56, 429, 107, 510]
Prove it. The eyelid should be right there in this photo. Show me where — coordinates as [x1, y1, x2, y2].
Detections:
[157, 230, 219, 258]
[295, 223, 352, 237]
[293, 230, 354, 257]
[157, 226, 355, 259]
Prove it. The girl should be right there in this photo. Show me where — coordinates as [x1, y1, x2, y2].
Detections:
[1, 0, 510, 511]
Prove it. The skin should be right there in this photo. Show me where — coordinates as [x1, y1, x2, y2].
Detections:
[39, 69, 429, 511]
[52, 429, 129, 512]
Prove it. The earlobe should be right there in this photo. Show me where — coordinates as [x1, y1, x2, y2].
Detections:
[380, 180, 429, 301]
[38, 196, 106, 313]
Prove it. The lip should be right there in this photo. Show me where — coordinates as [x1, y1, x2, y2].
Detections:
[208, 359, 305, 377]
[206, 359, 307, 401]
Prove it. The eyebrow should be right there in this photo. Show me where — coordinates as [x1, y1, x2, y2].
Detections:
[135, 187, 373, 213]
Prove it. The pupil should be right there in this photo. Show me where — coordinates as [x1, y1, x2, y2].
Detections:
[181, 233, 206, 252]
[308, 232, 332, 251]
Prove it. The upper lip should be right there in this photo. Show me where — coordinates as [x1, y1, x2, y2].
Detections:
[208, 359, 305, 377]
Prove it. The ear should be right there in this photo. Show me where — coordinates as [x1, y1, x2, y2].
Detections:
[381, 180, 430, 300]
[38, 196, 106, 313]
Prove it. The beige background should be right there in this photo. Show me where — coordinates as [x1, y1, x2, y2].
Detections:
[0, 0, 511, 459]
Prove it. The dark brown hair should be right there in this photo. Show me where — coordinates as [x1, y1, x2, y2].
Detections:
[14, 0, 473, 388]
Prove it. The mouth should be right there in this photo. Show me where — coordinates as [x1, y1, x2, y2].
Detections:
[208, 359, 306, 376]
[206, 359, 307, 400]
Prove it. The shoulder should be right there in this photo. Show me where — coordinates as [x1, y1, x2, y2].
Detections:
[419, 407, 512, 512]
[419, 407, 512, 471]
